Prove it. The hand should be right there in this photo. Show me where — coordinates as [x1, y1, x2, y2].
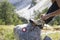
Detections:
[41, 14, 49, 20]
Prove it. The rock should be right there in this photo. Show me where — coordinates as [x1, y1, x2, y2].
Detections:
[43, 36, 52, 40]
[14, 23, 42, 40]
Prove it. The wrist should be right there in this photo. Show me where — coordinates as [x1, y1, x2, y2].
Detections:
[46, 13, 53, 18]
[45, 14, 50, 19]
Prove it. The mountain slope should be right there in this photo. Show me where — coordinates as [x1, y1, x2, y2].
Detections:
[15, 0, 52, 20]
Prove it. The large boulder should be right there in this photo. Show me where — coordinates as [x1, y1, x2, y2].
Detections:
[14, 19, 44, 40]
[14, 24, 41, 40]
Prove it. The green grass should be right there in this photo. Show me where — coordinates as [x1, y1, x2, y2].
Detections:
[0, 25, 15, 40]
[41, 32, 60, 40]
[48, 33, 60, 40]
[53, 25, 60, 28]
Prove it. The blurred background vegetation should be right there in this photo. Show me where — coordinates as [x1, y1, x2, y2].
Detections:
[0, 0, 28, 25]
[0, 0, 28, 40]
